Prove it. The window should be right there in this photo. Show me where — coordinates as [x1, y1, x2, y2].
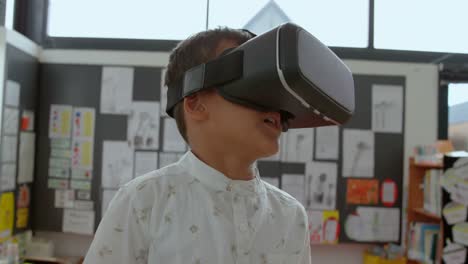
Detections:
[208, 0, 369, 48]
[5, 0, 15, 29]
[448, 83, 468, 150]
[47, 0, 208, 40]
[47, 0, 369, 47]
[375, 0, 468, 53]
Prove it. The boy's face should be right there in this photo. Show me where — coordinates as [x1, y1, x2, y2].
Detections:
[186, 40, 282, 159]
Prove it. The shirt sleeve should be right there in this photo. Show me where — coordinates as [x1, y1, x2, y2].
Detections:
[298, 207, 311, 264]
[84, 187, 150, 264]
[299, 227, 311, 264]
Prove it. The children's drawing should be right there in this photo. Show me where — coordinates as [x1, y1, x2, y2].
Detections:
[305, 162, 337, 210]
[372, 85, 403, 133]
[127, 102, 160, 150]
[100, 67, 133, 114]
[101, 141, 133, 188]
[342, 129, 374, 178]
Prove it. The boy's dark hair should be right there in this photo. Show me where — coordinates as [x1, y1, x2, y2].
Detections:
[164, 27, 253, 143]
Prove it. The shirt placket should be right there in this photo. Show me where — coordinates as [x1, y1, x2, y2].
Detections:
[232, 191, 251, 264]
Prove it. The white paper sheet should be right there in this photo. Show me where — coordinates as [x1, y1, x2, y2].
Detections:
[18, 132, 36, 184]
[63, 209, 95, 235]
[102, 189, 118, 216]
[5, 80, 20, 107]
[134, 151, 158, 177]
[49, 105, 73, 138]
[158, 152, 183, 168]
[305, 162, 338, 210]
[127, 102, 160, 150]
[77, 190, 91, 200]
[0, 163, 16, 191]
[3, 107, 19, 135]
[262, 177, 279, 188]
[100, 66, 133, 114]
[102, 141, 133, 188]
[308, 210, 324, 244]
[50, 138, 71, 149]
[342, 129, 374, 177]
[315, 126, 339, 160]
[160, 68, 168, 117]
[70, 180, 91, 191]
[74, 200, 94, 211]
[72, 107, 95, 140]
[49, 157, 70, 168]
[21, 110, 34, 131]
[71, 138, 94, 170]
[55, 190, 75, 208]
[49, 167, 70, 178]
[349, 207, 400, 242]
[281, 128, 314, 163]
[71, 169, 93, 180]
[372, 85, 403, 133]
[163, 118, 186, 152]
[281, 174, 306, 205]
[2, 135, 18, 162]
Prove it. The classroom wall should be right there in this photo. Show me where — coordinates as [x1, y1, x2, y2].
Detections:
[32, 50, 439, 263]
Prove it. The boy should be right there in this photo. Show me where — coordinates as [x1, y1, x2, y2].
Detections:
[84, 27, 311, 264]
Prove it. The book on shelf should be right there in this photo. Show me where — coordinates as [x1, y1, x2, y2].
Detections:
[423, 169, 442, 216]
[407, 222, 440, 264]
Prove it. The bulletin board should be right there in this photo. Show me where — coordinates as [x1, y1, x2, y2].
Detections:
[0, 44, 39, 237]
[32, 63, 406, 245]
[258, 75, 406, 244]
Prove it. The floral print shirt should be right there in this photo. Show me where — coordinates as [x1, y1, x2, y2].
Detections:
[84, 151, 311, 264]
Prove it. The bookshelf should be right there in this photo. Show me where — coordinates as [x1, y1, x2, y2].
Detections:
[406, 157, 444, 264]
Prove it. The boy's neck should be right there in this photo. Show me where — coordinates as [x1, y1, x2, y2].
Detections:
[191, 147, 256, 181]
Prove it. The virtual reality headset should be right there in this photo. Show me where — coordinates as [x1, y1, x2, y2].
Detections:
[166, 23, 355, 131]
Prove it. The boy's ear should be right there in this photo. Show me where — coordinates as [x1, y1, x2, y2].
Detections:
[183, 93, 209, 121]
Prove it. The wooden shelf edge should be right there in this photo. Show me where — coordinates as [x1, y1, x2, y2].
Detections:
[412, 208, 441, 221]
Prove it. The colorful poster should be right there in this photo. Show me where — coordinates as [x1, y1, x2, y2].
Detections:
[322, 211, 340, 244]
[381, 179, 398, 207]
[21, 110, 35, 131]
[71, 138, 94, 170]
[17, 185, 30, 208]
[308, 211, 323, 244]
[71, 169, 93, 180]
[0, 192, 14, 242]
[49, 105, 72, 138]
[72, 107, 95, 139]
[346, 179, 379, 204]
[16, 208, 28, 229]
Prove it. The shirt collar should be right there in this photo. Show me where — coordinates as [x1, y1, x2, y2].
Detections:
[179, 151, 265, 197]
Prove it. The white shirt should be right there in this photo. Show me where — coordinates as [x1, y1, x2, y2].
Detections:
[85, 151, 311, 264]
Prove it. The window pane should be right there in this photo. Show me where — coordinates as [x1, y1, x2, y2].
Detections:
[47, 0, 208, 40]
[449, 83, 468, 151]
[208, 0, 369, 48]
[5, 0, 15, 29]
[375, 0, 468, 53]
